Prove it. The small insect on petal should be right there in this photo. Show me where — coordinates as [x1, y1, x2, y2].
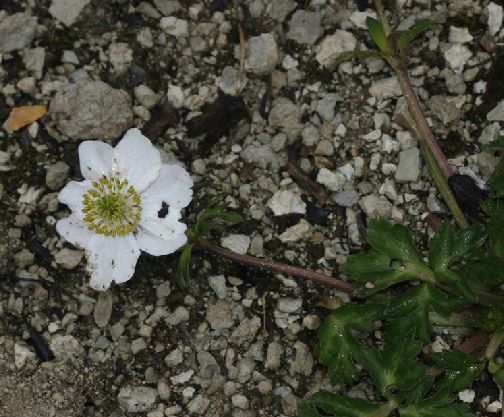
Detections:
[7, 105, 47, 131]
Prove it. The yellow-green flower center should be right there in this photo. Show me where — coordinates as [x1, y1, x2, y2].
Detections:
[82, 176, 142, 237]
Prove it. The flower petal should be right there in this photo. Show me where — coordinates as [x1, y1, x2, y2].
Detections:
[136, 228, 187, 256]
[79, 141, 114, 180]
[140, 164, 193, 211]
[56, 215, 93, 248]
[139, 206, 187, 251]
[58, 180, 91, 219]
[113, 128, 161, 193]
[85, 234, 140, 291]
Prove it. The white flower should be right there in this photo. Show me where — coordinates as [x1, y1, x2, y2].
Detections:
[56, 128, 193, 291]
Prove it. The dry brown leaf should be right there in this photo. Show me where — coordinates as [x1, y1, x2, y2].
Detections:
[7, 105, 47, 131]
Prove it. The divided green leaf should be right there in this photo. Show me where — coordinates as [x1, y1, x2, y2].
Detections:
[431, 351, 485, 393]
[359, 333, 425, 396]
[384, 284, 466, 342]
[397, 19, 434, 52]
[366, 17, 389, 52]
[316, 304, 384, 385]
[299, 391, 390, 417]
[399, 393, 474, 417]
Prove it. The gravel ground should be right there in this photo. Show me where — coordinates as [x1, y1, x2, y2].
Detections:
[1, 0, 504, 416]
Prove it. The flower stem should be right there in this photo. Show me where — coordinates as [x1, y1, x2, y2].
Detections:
[194, 238, 354, 293]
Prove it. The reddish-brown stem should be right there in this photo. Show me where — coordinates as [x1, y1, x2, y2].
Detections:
[425, 213, 442, 231]
[194, 238, 354, 293]
[395, 68, 453, 179]
[286, 149, 334, 206]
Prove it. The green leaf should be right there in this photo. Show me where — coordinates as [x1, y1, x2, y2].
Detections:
[428, 222, 486, 271]
[366, 17, 389, 52]
[484, 199, 504, 257]
[359, 334, 425, 396]
[431, 351, 484, 393]
[193, 199, 243, 238]
[299, 391, 392, 417]
[384, 284, 466, 343]
[175, 243, 194, 287]
[399, 395, 474, 417]
[435, 269, 476, 303]
[487, 159, 504, 197]
[463, 255, 504, 285]
[342, 250, 420, 293]
[402, 375, 436, 405]
[397, 20, 434, 51]
[483, 136, 504, 151]
[366, 219, 424, 264]
[316, 304, 384, 385]
[493, 367, 504, 387]
[470, 307, 504, 332]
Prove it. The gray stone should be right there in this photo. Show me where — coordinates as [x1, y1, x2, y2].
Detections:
[54, 248, 83, 269]
[187, 395, 210, 415]
[208, 275, 227, 299]
[317, 168, 346, 192]
[287, 10, 322, 45]
[160, 17, 188, 37]
[395, 148, 421, 183]
[267, 189, 306, 216]
[488, 2, 503, 36]
[118, 386, 158, 413]
[23, 47, 45, 79]
[134, 85, 158, 109]
[428, 95, 459, 125]
[444, 44, 471, 74]
[278, 298, 302, 314]
[45, 161, 70, 190]
[221, 234, 250, 255]
[206, 300, 235, 329]
[446, 74, 466, 95]
[240, 144, 279, 168]
[153, 0, 180, 16]
[334, 191, 360, 207]
[108, 43, 133, 74]
[245, 33, 279, 75]
[49, 81, 133, 141]
[487, 100, 504, 121]
[369, 77, 401, 99]
[359, 195, 392, 218]
[269, 97, 302, 139]
[316, 31, 357, 68]
[268, 0, 297, 21]
[279, 219, 312, 243]
[166, 306, 189, 325]
[230, 316, 261, 345]
[197, 351, 221, 378]
[49, 0, 90, 26]
[94, 292, 113, 328]
[0, 13, 37, 53]
[164, 349, 183, 366]
[289, 341, 313, 376]
[232, 394, 249, 409]
[265, 341, 283, 370]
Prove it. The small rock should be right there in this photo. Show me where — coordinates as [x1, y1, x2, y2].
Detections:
[165, 349, 184, 367]
[232, 394, 249, 410]
[449, 26, 473, 43]
[108, 43, 133, 74]
[268, 0, 297, 21]
[487, 401, 502, 413]
[49, 81, 133, 141]
[166, 306, 189, 325]
[245, 33, 279, 75]
[268, 97, 302, 139]
[265, 341, 283, 370]
[219, 66, 246, 95]
[0, 13, 37, 53]
[23, 47, 45, 79]
[317, 168, 346, 192]
[160, 16, 188, 37]
[359, 195, 392, 218]
[208, 275, 227, 299]
[446, 74, 466, 95]
[279, 219, 312, 243]
[314, 139, 334, 156]
[134, 85, 158, 109]
[230, 316, 261, 345]
[289, 342, 313, 376]
[94, 292, 113, 328]
[444, 44, 471, 74]
[349, 9, 377, 28]
[14, 343, 36, 368]
[45, 161, 70, 190]
[488, 2, 503, 36]
[395, 148, 421, 183]
[316, 31, 357, 68]
[428, 95, 459, 125]
[153, 0, 180, 16]
[268, 189, 306, 216]
[49, 0, 90, 26]
[54, 248, 83, 269]
[206, 300, 235, 329]
[197, 351, 221, 378]
[131, 338, 147, 354]
[369, 77, 401, 99]
[221, 234, 250, 255]
[458, 389, 475, 403]
[187, 395, 210, 415]
[287, 10, 322, 45]
[278, 298, 302, 314]
[49, 334, 83, 358]
[334, 191, 359, 207]
[118, 386, 158, 413]
[487, 100, 504, 121]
